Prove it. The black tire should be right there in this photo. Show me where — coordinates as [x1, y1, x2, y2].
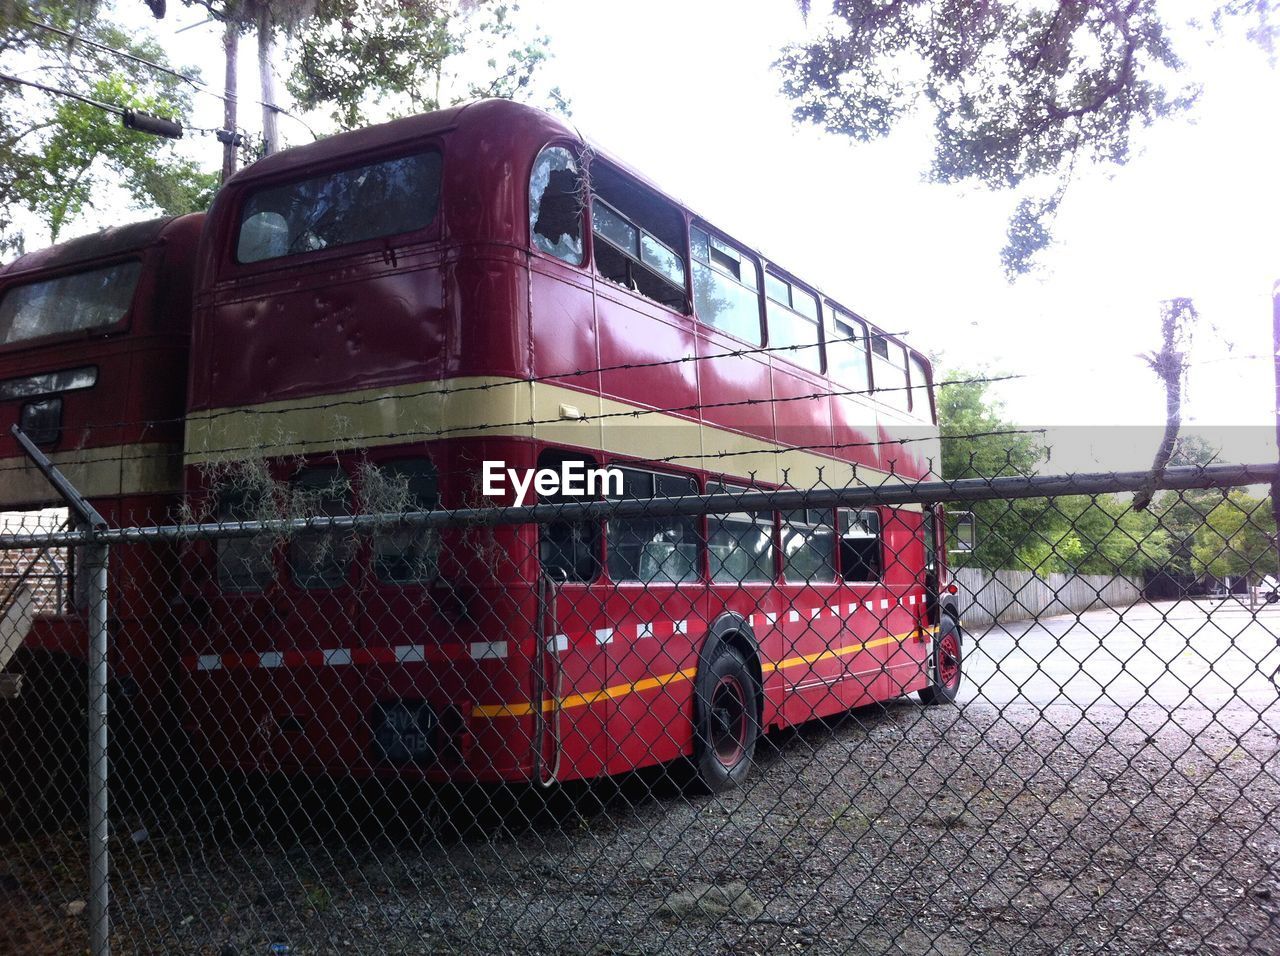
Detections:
[692, 645, 760, 793]
[918, 616, 963, 706]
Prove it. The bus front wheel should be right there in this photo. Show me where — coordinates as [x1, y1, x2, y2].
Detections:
[693, 646, 760, 793]
[918, 618, 963, 706]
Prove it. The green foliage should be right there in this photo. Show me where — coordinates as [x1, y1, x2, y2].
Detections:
[778, 1, 1277, 277]
[0, 4, 216, 252]
[1148, 437, 1223, 575]
[13, 74, 215, 241]
[939, 368, 1169, 575]
[1191, 491, 1278, 581]
[287, 0, 561, 131]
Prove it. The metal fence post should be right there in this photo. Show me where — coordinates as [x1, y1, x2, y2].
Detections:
[7, 424, 112, 956]
[85, 539, 110, 956]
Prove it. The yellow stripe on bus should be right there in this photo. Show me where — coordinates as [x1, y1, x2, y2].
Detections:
[470, 626, 934, 719]
[185, 375, 937, 491]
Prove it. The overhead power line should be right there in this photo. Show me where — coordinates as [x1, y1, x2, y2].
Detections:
[0, 71, 182, 137]
[21, 16, 317, 140]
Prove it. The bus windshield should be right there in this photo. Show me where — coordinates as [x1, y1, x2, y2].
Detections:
[236, 151, 443, 263]
[0, 261, 142, 346]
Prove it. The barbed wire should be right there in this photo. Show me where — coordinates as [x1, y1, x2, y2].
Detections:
[0, 374, 1022, 481]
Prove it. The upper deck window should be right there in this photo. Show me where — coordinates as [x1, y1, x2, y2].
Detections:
[909, 353, 935, 422]
[530, 146, 584, 264]
[0, 261, 141, 346]
[871, 332, 910, 411]
[826, 308, 869, 391]
[765, 273, 821, 371]
[589, 163, 687, 311]
[691, 226, 762, 344]
[236, 151, 442, 263]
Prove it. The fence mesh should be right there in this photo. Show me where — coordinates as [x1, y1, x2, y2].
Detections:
[1, 463, 1278, 955]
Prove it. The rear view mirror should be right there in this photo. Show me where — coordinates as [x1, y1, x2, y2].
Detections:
[948, 510, 975, 554]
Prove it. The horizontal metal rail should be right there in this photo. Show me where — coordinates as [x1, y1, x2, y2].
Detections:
[0, 463, 1271, 550]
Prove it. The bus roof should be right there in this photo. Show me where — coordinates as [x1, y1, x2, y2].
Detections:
[226, 101, 520, 186]
[2, 215, 196, 278]
[219, 99, 922, 371]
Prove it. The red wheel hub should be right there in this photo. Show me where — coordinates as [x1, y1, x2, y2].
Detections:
[938, 633, 961, 687]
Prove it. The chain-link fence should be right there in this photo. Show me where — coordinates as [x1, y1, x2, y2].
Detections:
[1, 461, 1278, 955]
[2, 460, 1280, 952]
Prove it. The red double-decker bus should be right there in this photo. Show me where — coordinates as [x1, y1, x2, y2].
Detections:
[177, 99, 962, 791]
[0, 214, 202, 813]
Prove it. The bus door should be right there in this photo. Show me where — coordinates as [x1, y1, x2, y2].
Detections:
[535, 450, 613, 781]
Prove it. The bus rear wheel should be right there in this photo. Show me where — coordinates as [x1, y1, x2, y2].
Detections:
[918, 618, 963, 706]
[693, 646, 760, 793]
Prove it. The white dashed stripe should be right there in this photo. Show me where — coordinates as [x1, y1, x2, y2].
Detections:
[594, 628, 614, 645]
[395, 645, 425, 663]
[470, 641, 508, 660]
[324, 648, 352, 666]
[197, 655, 221, 671]
[259, 652, 283, 669]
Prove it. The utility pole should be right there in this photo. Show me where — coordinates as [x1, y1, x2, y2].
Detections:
[257, 4, 279, 156]
[221, 20, 238, 182]
[1272, 281, 1280, 602]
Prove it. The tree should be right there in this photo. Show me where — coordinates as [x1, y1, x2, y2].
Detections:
[777, 1, 1278, 277]
[0, 3, 217, 253]
[287, 0, 560, 131]
[939, 367, 1169, 576]
[1149, 436, 1223, 576]
[1192, 490, 1278, 583]
[939, 367, 1047, 571]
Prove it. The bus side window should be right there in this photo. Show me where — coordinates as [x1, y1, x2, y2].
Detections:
[691, 226, 763, 344]
[708, 482, 774, 584]
[765, 274, 823, 372]
[216, 487, 275, 591]
[782, 509, 837, 583]
[368, 459, 439, 584]
[827, 309, 870, 391]
[840, 508, 882, 582]
[870, 333, 910, 411]
[606, 468, 699, 584]
[289, 465, 353, 589]
[538, 450, 601, 582]
[909, 352, 935, 422]
[529, 146, 584, 265]
[589, 162, 688, 312]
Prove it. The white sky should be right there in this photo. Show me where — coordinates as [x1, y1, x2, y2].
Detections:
[19, 0, 1280, 472]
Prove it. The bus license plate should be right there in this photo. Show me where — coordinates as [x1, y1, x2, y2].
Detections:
[372, 701, 436, 763]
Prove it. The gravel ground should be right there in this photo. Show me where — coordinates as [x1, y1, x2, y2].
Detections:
[5, 601, 1280, 955]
